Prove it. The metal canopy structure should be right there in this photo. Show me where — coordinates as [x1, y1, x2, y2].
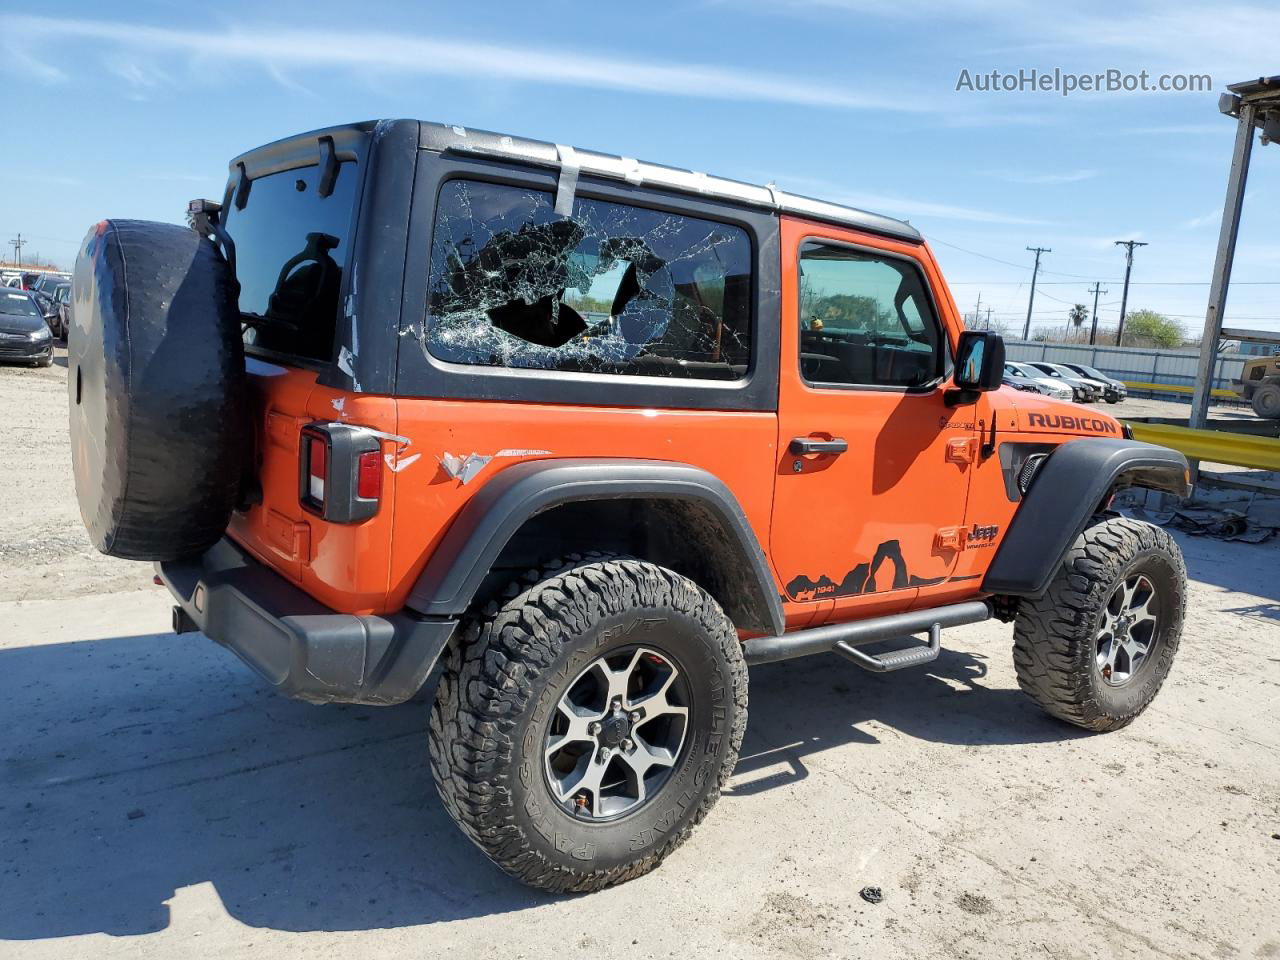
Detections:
[1189, 75, 1280, 430]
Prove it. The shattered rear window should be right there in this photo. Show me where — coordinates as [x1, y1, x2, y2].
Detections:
[424, 180, 753, 380]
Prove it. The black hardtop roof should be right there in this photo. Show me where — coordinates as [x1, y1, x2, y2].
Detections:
[229, 120, 924, 245]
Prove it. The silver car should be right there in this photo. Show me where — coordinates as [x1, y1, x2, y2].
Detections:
[1003, 362, 1075, 400]
[1059, 362, 1127, 404]
[1027, 362, 1103, 402]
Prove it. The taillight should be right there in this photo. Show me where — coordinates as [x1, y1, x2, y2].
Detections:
[357, 450, 382, 500]
[299, 423, 382, 523]
[308, 435, 327, 502]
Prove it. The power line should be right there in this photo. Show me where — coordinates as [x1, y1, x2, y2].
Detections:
[929, 236, 1119, 281]
[1023, 246, 1051, 339]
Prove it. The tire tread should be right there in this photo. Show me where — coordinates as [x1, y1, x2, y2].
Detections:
[1011, 516, 1185, 732]
[428, 554, 748, 893]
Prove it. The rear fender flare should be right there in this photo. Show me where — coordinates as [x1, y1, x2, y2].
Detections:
[983, 438, 1189, 598]
[405, 458, 785, 636]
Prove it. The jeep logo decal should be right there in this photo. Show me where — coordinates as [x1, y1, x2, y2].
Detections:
[1027, 412, 1117, 434]
[968, 524, 998, 544]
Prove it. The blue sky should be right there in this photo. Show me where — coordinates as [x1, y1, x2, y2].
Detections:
[1, 1, 1276, 336]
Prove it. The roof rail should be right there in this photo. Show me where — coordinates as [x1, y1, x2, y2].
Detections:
[418, 121, 922, 244]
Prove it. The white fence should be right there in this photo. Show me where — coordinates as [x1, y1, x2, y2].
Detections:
[1003, 340, 1245, 393]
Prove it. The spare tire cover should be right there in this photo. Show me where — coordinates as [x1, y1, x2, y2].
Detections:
[69, 219, 245, 560]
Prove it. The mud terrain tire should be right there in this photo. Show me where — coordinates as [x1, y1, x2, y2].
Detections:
[429, 556, 748, 893]
[1013, 516, 1185, 732]
[68, 220, 245, 560]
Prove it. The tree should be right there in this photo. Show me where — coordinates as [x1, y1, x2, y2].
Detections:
[1068, 303, 1088, 330]
[1121, 309, 1184, 348]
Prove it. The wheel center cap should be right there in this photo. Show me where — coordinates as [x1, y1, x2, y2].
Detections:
[599, 714, 630, 748]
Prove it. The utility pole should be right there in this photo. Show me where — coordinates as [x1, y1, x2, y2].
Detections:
[9, 234, 25, 266]
[984, 306, 993, 330]
[1023, 246, 1051, 340]
[1087, 281, 1108, 345]
[1113, 240, 1148, 346]
[973, 291, 982, 330]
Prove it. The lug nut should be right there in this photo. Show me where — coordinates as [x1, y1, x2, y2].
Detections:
[597, 747, 611, 763]
[621, 738, 634, 752]
[589, 721, 601, 735]
[629, 711, 642, 723]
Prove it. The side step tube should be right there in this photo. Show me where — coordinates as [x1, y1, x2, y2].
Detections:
[835, 623, 940, 673]
[743, 601, 991, 667]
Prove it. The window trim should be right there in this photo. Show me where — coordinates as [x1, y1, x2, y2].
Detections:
[795, 235, 952, 395]
[393, 152, 781, 412]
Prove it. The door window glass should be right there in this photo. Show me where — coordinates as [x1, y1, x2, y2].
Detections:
[798, 242, 945, 388]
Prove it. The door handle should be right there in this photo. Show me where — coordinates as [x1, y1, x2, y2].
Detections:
[789, 436, 848, 455]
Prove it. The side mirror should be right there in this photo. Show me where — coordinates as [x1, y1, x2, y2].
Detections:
[947, 331, 1006, 406]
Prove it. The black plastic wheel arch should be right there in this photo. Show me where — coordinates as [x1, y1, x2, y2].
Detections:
[983, 437, 1189, 598]
[405, 458, 784, 636]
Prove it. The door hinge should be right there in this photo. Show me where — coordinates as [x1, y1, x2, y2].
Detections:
[945, 437, 978, 464]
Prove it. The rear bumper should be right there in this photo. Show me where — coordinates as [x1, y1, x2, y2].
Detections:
[157, 537, 456, 705]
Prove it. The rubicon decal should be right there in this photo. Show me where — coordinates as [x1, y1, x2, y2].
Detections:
[1026, 412, 1118, 434]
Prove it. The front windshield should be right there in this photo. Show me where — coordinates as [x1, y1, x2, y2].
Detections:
[0, 293, 41, 318]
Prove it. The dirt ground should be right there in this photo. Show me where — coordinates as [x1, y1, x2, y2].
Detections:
[0, 346, 143, 603]
[2, 351, 1278, 959]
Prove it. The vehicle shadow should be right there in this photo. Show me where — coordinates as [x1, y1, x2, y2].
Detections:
[0, 631, 550, 940]
[730, 643, 1086, 797]
[0, 621, 1087, 941]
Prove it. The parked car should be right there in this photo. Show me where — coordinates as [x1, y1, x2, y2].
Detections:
[32, 282, 66, 336]
[68, 119, 1190, 895]
[1058, 362, 1127, 404]
[1027, 361, 1102, 402]
[0, 289, 54, 366]
[1004, 361, 1076, 401]
[30, 271, 72, 308]
[1001, 374, 1039, 393]
[47, 282, 72, 339]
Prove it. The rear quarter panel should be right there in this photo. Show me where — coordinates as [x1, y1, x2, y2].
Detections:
[384, 400, 778, 613]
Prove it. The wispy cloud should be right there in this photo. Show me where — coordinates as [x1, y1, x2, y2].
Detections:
[1183, 209, 1220, 229]
[1123, 124, 1230, 136]
[1, 14, 930, 113]
[771, 174, 1053, 225]
[9, 173, 82, 186]
[997, 168, 1098, 185]
[1, 35, 65, 83]
[105, 56, 171, 90]
[139, 173, 218, 183]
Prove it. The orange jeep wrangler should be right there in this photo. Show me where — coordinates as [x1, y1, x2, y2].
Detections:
[67, 120, 1190, 894]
